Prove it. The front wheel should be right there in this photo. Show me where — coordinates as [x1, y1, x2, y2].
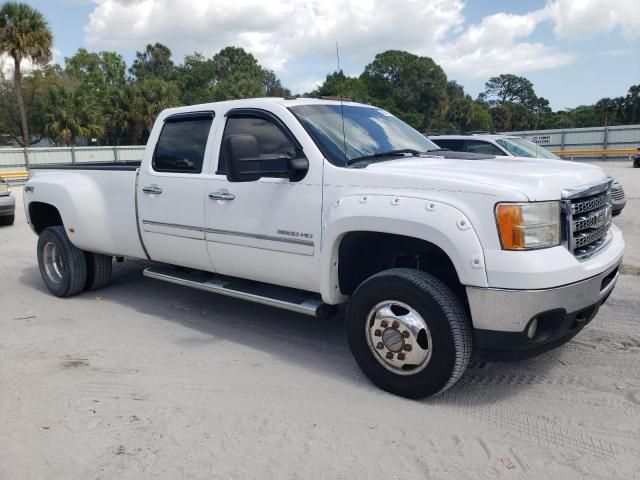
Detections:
[37, 226, 87, 297]
[346, 269, 472, 399]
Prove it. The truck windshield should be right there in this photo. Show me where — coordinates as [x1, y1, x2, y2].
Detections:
[496, 137, 559, 159]
[289, 104, 439, 167]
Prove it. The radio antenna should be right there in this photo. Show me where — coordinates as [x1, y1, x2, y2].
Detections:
[336, 42, 347, 160]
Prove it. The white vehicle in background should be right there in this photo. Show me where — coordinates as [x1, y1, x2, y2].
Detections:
[23, 98, 624, 398]
[0, 176, 15, 226]
[429, 133, 627, 216]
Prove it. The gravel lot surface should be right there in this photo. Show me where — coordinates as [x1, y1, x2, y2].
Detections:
[1, 161, 639, 479]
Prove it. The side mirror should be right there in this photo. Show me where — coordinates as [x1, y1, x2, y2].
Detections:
[225, 134, 309, 183]
[225, 134, 262, 183]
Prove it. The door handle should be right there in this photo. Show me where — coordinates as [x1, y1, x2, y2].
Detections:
[142, 185, 163, 195]
[209, 192, 235, 201]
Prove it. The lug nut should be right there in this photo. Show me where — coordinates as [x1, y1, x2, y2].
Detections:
[386, 352, 394, 359]
[374, 329, 382, 337]
[397, 353, 405, 361]
[404, 344, 412, 352]
[402, 331, 410, 338]
[376, 342, 384, 350]
[392, 320, 400, 328]
[380, 320, 388, 328]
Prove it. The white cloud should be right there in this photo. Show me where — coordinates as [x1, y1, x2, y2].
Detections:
[86, 0, 466, 71]
[545, 0, 640, 39]
[435, 12, 574, 78]
[83, 0, 638, 93]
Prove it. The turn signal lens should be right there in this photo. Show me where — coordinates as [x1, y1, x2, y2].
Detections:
[495, 202, 560, 250]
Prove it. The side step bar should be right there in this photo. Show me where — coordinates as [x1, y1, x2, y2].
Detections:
[143, 265, 336, 318]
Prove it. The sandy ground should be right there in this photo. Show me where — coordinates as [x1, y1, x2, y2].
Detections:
[1, 162, 639, 479]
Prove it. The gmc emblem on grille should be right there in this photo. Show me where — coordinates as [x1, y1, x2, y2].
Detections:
[595, 206, 612, 228]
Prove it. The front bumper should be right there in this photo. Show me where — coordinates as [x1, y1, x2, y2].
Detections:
[0, 194, 15, 216]
[467, 260, 620, 361]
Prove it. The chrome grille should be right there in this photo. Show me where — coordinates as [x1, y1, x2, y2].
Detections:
[563, 179, 613, 261]
[571, 191, 611, 214]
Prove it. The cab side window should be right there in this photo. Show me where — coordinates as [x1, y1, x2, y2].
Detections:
[431, 139, 464, 152]
[153, 114, 214, 173]
[465, 140, 505, 156]
[217, 116, 297, 174]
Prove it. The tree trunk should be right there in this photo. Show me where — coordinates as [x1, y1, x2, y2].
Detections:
[13, 56, 30, 169]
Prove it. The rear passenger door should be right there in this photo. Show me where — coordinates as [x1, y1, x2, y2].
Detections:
[137, 112, 217, 270]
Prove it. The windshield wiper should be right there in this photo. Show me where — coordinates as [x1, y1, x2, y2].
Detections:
[425, 148, 451, 153]
[346, 149, 422, 167]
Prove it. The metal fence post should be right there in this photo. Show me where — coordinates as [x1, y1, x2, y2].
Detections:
[113, 145, 119, 163]
[603, 126, 608, 160]
[560, 130, 565, 152]
[71, 147, 76, 164]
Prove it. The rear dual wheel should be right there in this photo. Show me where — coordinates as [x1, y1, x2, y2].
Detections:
[346, 269, 472, 399]
[37, 226, 112, 297]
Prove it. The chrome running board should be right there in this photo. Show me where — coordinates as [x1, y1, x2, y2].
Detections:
[143, 265, 335, 318]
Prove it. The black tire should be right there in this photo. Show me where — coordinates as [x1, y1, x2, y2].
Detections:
[634, 158, 640, 168]
[37, 226, 87, 297]
[0, 214, 14, 226]
[84, 252, 113, 291]
[346, 268, 472, 399]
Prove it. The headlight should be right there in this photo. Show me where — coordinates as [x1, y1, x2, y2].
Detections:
[495, 201, 560, 250]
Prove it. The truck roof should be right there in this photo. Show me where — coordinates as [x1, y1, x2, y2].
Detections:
[161, 97, 370, 116]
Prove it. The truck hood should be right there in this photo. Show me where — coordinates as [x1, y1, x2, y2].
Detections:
[364, 155, 608, 201]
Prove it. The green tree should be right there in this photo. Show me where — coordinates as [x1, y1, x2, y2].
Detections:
[262, 68, 290, 97]
[211, 46, 264, 100]
[468, 102, 494, 131]
[65, 48, 126, 88]
[490, 103, 536, 131]
[130, 78, 180, 143]
[446, 97, 473, 132]
[130, 42, 174, 81]
[479, 74, 550, 114]
[103, 84, 138, 144]
[311, 70, 369, 102]
[44, 85, 104, 145]
[175, 52, 216, 105]
[622, 85, 640, 124]
[0, 1, 52, 155]
[446, 80, 466, 102]
[361, 50, 448, 131]
[0, 65, 56, 143]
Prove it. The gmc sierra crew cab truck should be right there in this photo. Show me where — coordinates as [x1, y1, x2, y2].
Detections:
[24, 98, 624, 398]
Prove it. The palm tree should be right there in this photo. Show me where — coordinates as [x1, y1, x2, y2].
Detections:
[0, 2, 52, 162]
[44, 86, 103, 146]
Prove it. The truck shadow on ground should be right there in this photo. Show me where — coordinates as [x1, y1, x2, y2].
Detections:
[20, 259, 557, 406]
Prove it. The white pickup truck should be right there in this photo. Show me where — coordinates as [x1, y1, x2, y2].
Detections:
[24, 98, 624, 398]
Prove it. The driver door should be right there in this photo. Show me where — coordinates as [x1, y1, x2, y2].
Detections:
[204, 109, 322, 292]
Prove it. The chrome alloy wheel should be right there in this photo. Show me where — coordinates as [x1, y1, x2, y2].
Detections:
[43, 241, 65, 284]
[365, 301, 433, 375]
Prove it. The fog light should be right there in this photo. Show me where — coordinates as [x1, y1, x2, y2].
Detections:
[527, 317, 538, 339]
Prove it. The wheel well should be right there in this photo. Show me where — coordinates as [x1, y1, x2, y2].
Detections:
[338, 231, 468, 309]
[29, 202, 63, 234]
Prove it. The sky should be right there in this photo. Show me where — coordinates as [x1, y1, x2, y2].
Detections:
[6, 0, 640, 110]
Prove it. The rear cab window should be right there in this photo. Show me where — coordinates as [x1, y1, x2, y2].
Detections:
[153, 113, 214, 173]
